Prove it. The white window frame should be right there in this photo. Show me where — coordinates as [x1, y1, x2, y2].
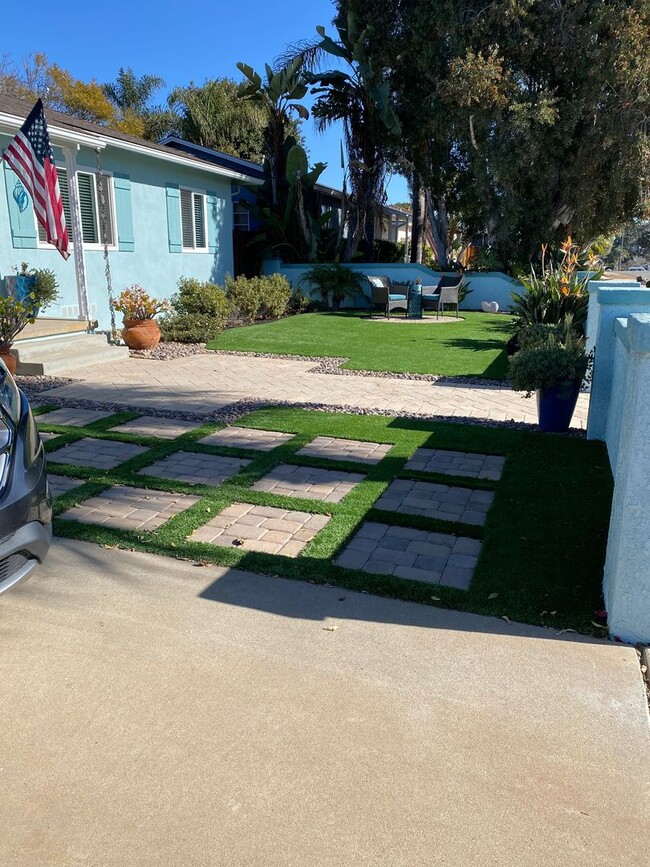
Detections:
[36, 167, 118, 252]
[233, 201, 251, 231]
[180, 186, 208, 253]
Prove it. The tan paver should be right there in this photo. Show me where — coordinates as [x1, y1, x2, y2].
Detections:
[198, 426, 295, 450]
[33, 352, 591, 427]
[375, 479, 494, 526]
[252, 463, 364, 503]
[109, 416, 199, 439]
[48, 437, 148, 470]
[406, 448, 506, 481]
[139, 452, 250, 486]
[48, 474, 85, 498]
[60, 486, 200, 530]
[190, 502, 329, 555]
[37, 407, 113, 427]
[337, 521, 481, 589]
[297, 436, 392, 464]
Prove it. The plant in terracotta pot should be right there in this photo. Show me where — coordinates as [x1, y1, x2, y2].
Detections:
[111, 285, 171, 351]
[508, 320, 589, 433]
[0, 264, 59, 374]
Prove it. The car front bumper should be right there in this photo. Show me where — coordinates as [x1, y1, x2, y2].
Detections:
[0, 520, 52, 595]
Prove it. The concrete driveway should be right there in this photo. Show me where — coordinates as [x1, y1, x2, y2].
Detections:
[0, 540, 647, 866]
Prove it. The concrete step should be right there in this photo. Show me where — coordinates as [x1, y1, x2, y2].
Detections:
[11, 333, 130, 376]
[15, 318, 89, 341]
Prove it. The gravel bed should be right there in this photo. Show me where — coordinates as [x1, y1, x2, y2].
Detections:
[209, 350, 507, 388]
[130, 342, 209, 361]
[15, 375, 77, 396]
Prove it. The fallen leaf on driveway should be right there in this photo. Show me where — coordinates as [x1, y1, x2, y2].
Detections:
[501, 615, 511, 624]
[323, 625, 339, 632]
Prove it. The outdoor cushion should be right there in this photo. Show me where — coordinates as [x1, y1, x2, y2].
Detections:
[388, 293, 407, 301]
[422, 294, 440, 302]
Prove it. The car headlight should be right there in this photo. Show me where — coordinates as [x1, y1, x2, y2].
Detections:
[0, 364, 20, 424]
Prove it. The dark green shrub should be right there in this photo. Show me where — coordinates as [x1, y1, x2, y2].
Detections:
[373, 239, 405, 263]
[509, 323, 588, 397]
[225, 275, 261, 323]
[300, 263, 366, 309]
[160, 277, 229, 343]
[257, 273, 292, 319]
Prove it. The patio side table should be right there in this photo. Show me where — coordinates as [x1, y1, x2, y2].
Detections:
[407, 282, 423, 319]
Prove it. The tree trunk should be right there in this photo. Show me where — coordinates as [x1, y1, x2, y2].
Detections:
[425, 188, 448, 269]
[410, 172, 425, 263]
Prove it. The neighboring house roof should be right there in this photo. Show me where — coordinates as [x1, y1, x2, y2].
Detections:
[160, 136, 265, 183]
[0, 94, 262, 184]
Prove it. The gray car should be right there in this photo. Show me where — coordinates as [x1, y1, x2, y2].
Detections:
[0, 360, 51, 594]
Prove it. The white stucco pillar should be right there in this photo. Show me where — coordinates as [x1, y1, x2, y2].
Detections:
[602, 314, 650, 643]
[62, 145, 90, 321]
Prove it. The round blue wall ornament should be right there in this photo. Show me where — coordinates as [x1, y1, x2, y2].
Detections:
[13, 181, 29, 213]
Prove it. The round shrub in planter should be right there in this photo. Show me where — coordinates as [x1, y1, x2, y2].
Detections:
[509, 324, 588, 433]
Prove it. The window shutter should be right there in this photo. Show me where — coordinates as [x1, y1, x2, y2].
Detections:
[113, 174, 134, 252]
[3, 162, 37, 249]
[206, 191, 221, 252]
[77, 172, 98, 244]
[38, 167, 72, 243]
[165, 184, 182, 253]
[193, 193, 206, 248]
[180, 189, 194, 248]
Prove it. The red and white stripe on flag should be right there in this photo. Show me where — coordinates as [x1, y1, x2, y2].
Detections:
[2, 99, 70, 260]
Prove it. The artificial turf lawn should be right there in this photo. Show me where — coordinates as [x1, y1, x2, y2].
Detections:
[209, 310, 513, 379]
[37, 404, 613, 636]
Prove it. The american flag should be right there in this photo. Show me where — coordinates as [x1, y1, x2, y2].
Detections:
[2, 99, 70, 259]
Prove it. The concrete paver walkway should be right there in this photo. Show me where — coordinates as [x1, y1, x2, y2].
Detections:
[37, 352, 591, 426]
[0, 540, 646, 866]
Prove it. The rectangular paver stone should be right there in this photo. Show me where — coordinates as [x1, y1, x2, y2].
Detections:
[252, 464, 364, 503]
[405, 448, 505, 481]
[139, 453, 250, 487]
[297, 437, 392, 465]
[198, 426, 295, 451]
[59, 486, 200, 531]
[49, 438, 148, 470]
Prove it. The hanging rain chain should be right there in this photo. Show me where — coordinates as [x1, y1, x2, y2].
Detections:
[95, 147, 118, 343]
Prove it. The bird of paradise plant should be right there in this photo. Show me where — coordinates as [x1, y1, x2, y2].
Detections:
[510, 237, 602, 336]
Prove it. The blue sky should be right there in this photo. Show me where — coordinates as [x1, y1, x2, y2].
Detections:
[2, 0, 409, 202]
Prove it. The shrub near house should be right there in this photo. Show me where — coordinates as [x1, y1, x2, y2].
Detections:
[160, 273, 293, 343]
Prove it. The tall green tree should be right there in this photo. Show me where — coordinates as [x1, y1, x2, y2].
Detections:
[102, 67, 173, 139]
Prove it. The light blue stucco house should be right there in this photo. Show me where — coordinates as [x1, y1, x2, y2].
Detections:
[0, 94, 262, 333]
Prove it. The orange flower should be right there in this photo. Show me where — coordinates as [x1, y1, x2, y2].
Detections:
[560, 236, 573, 252]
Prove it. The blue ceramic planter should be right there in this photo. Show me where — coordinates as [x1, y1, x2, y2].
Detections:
[536, 381, 581, 433]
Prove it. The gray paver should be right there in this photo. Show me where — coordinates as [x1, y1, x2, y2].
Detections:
[252, 463, 364, 503]
[139, 452, 250, 486]
[198, 426, 295, 451]
[337, 522, 481, 589]
[405, 448, 506, 481]
[297, 436, 392, 464]
[60, 486, 200, 531]
[190, 502, 329, 555]
[37, 408, 113, 427]
[109, 416, 199, 439]
[48, 437, 148, 470]
[47, 474, 85, 498]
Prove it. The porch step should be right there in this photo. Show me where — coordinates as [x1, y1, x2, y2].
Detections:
[14, 317, 90, 341]
[11, 332, 130, 376]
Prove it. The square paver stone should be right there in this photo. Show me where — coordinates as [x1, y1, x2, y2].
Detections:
[405, 448, 506, 481]
[48, 437, 148, 470]
[60, 486, 200, 531]
[296, 436, 392, 465]
[190, 502, 329, 556]
[197, 426, 295, 451]
[48, 474, 85, 498]
[252, 463, 365, 503]
[139, 452, 251, 486]
[336, 522, 482, 590]
[37, 408, 114, 427]
[375, 479, 494, 526]
[109, 416, 199, 439]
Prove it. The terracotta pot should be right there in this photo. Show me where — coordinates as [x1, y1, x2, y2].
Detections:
[0, 348, 17, 375]
[122, 319, 161, 351]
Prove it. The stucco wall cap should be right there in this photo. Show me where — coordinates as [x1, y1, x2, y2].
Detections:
[625, 313, 650, 353]
[596, 287, 650, 305]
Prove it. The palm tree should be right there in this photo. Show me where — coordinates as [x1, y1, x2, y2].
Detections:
[279, 9, 401, 260]
[168, 79, 266, 162]
[102, 67, 173, 140]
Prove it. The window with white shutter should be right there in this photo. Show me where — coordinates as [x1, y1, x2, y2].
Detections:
[180, 188, 207, 250]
